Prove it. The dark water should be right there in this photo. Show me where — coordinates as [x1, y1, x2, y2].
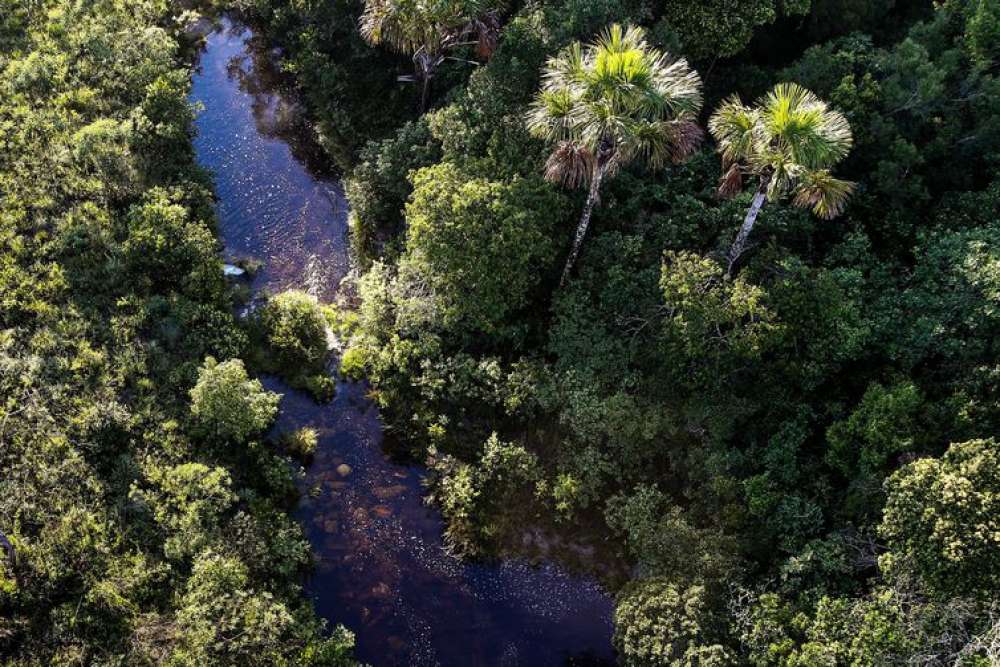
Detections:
[191, 19, 615, 666]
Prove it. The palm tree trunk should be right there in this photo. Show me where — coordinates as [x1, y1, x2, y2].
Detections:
[726, 179, 769, 276]
[560, 162, 604, 287]
[413, 52, 433, 113]
[419, 70, 430, 113]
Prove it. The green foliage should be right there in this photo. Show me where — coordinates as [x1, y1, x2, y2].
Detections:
[898, 222, 1000, 368]
[403, 162, 564, 336]
[660, 251, 782, 385]
[346, 120, 442, 263]
[880, 438, 1000, 598]
[710, 82, 855, 221]
[172, 550, 354, 665]
[190, 357, 281, 444]
[0, 1, 356, 662]
[282, 427, 319, 461]
[614, 578, 733, 666]
[121, 188, 224, 297]
[7, 0, 997, 661]
[781, 5, 1000, 232]
[429, 433, 542, 553]
[605, 486, 738, 584]
[738, 584, 1000, 665]
[359, 0, 502, 58]
[257, 290, 330, 371]
[963, 0, 1000, 68]
[527, 23, 705, 281]
[361, 0, 494, 57]
[826, 381, 924, 477]
[314, 0, 1000, 662]
[527, 24, 703, 178]
[131, 463, 235, 560]
[658, 0, 779, 60]
[425, 12, 551, 175]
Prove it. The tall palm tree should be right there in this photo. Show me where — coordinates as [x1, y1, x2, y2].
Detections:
[527, 24, 704, 286]
[709, 83, 855, 275]
[360, 0, 502, 111]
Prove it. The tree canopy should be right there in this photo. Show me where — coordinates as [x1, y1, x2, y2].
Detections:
[0, 2, 354, 662]
[6, 0, 1000, 662]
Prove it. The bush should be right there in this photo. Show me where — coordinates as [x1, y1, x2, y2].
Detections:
[613, 578, 732, 666]
[257, 290, 330, 372]
[403, 162, 566, 338]
[282, 427, 319, 461]
[346, 120, 442, 264]
[339, 346, 369, 380]
[190, 357, 280, 444]
[880, 438, 1000, 597]
[301, 374, 336, 402]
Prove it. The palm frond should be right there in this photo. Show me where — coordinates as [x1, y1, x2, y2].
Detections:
[618, 120, 666, 167]
[708, 95, 759, 166]
[544, 141, 596, 188]
[718, 163, 744, 198]
[792, 170, 856, 219]
[597, 23, 647, 56]
[651, 55, 703, 116]
[761, 82, 853, 170]
[526, 88, 578, 142]
[528, 23, 704, 179]
[540, 43, 585, 92]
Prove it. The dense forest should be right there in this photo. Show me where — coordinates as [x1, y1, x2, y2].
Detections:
[0, 1, 355, 664]
[3, 0, 1000, 664]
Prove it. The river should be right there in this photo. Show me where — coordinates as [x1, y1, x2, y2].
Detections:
[190, 18, 616, 667]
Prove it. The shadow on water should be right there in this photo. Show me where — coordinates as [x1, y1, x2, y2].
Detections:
[191, 18, 616, 666]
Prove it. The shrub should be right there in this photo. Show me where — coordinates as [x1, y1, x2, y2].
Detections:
[282, 427, 319, 461]
[880, 438, 1000, 597]
[613, 578, 732, 666]
[190, 357, 280, 444]
[403, 162, 565, 338]
[257, 290, 330, 372]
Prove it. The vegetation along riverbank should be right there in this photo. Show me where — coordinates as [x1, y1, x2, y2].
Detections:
[234, 0, 1000, 662]
[3, 0, 1000, 664]
[0, 2, 355, 663]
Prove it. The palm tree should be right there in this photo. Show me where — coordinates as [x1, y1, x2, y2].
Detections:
[709, 83, 855, 275]
[527, 24, 704, 286]
[360, 0, 502, 111]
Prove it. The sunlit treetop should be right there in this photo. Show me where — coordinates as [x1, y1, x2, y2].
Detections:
[527, 23, 703, 186]
[710, 82, 855, 219]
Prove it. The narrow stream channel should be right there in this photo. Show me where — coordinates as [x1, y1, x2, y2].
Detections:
[191, 19, 615, 666]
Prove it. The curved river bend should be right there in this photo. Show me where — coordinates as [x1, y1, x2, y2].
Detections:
[190, 19, 615, 667]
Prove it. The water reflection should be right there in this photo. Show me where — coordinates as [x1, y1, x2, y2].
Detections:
[192, 19, 348, 301]
[191, 18, 615, 666]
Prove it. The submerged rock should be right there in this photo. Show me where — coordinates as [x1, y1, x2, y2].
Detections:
[373, 484, 406, 499]
[336, 463, 353, 477]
